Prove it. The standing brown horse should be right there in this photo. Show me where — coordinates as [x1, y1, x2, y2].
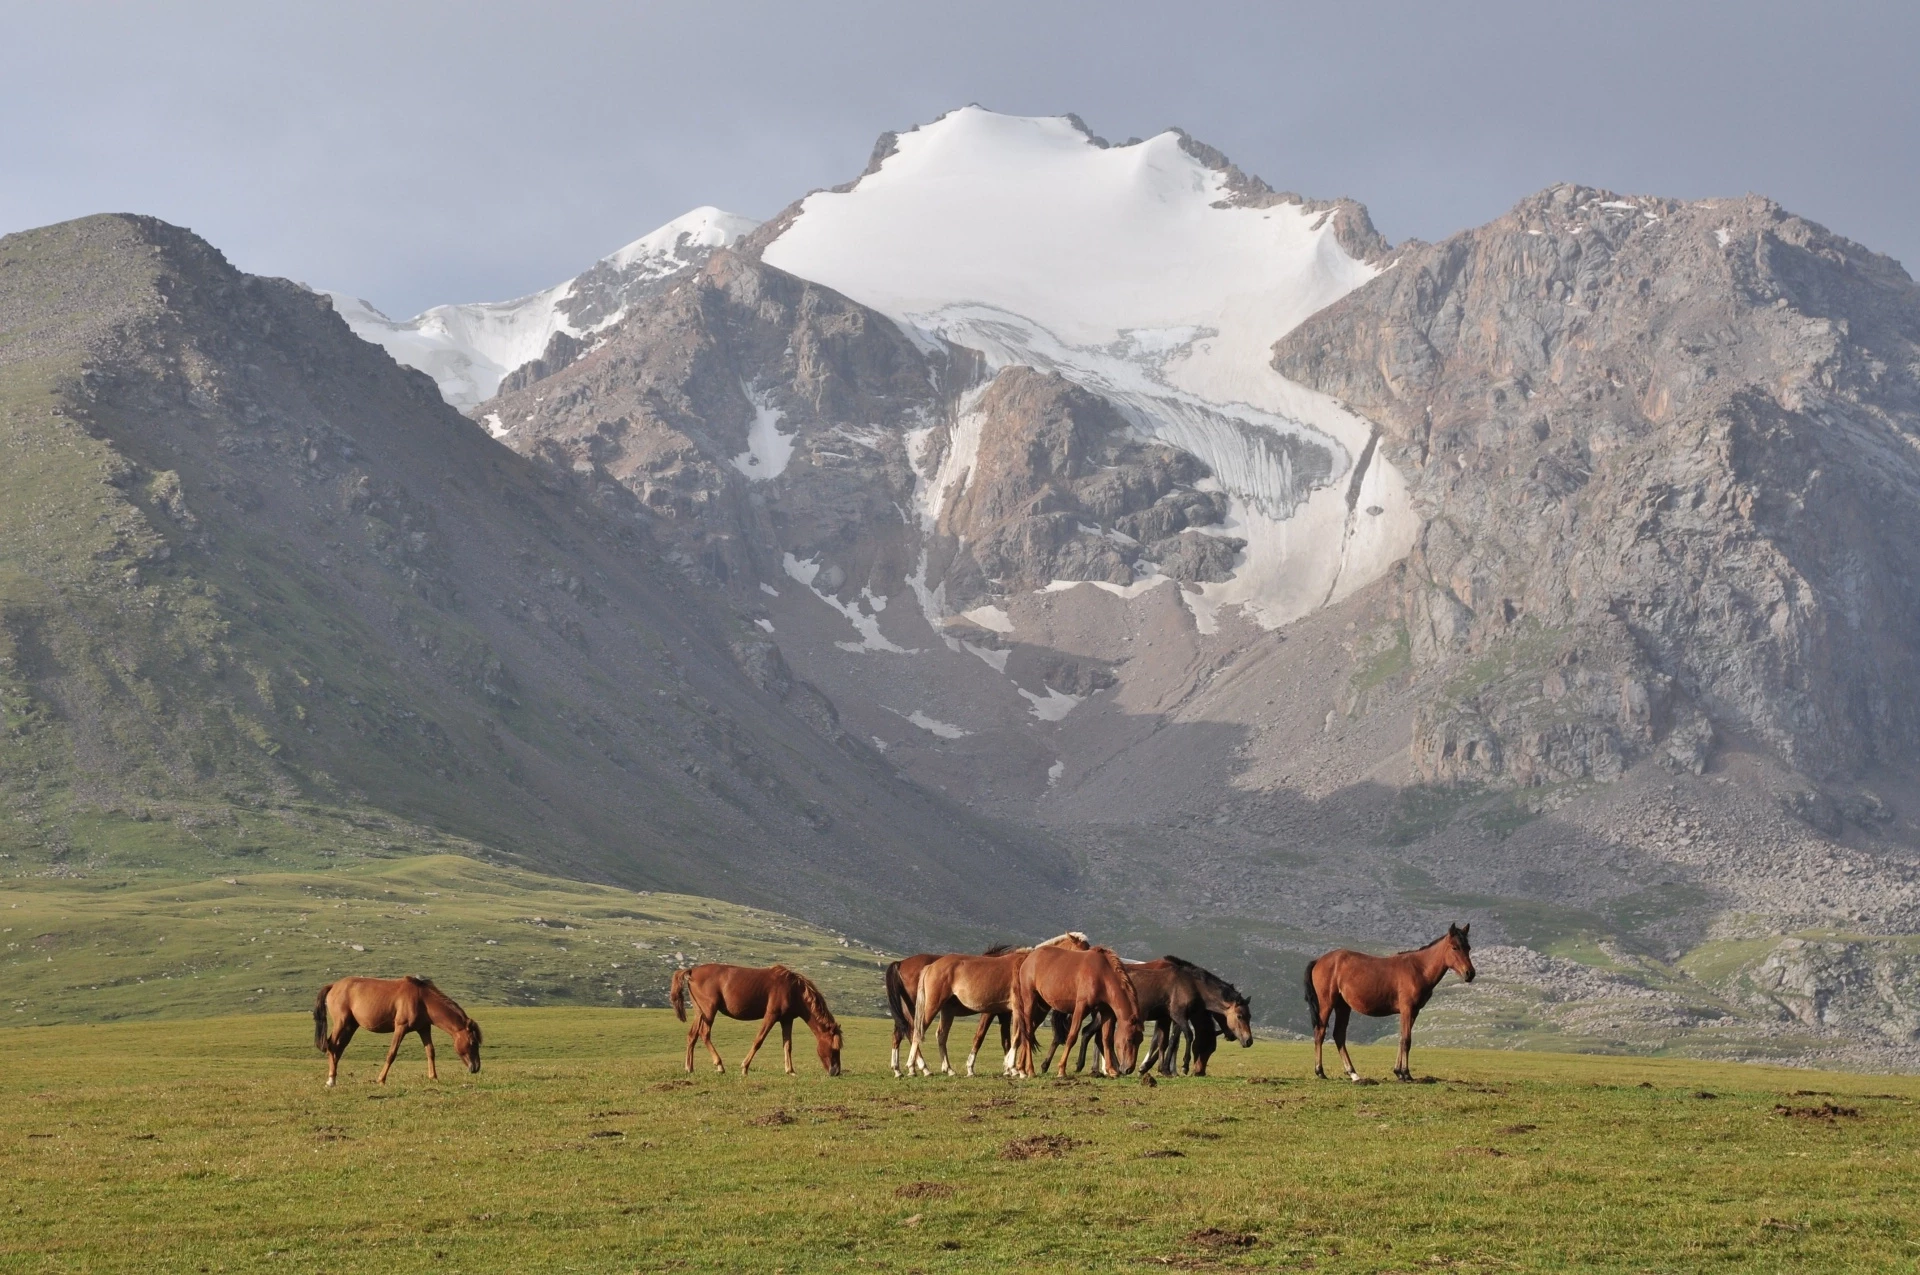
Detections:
[1013, 945, 1143, 1078]
[885, 947, 1017, 1078]
[671, 964, 842, 1076]
[1305, 924, 1475, 1083]
[907, 933, 1088, 1077]
[312, 976, 482, 1088]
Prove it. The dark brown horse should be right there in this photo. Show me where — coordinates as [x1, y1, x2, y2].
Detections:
[884, 946, 1019, 1078]
[1013, 945, 1143, 1078]
[312, 975, 482, 1088]
[1304, 924, 1475, 1082]
[671, 963, 842, 1076]
[1159, 956, 1255, 1076]
[908, 933, 1088, 1077]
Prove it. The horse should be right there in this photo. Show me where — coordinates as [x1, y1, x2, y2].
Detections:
[1304, 923, 1475, 1083]
[1046, 954, 1254, 1077]
[312, 975, 482, 1088]
[1155, 955, 1254, 1076]
[907, 933, 1088, 1077]
[671, 963, 842, 1076]
[1012, 945, 1143, 1078]
[884, 946, 1018, 1078]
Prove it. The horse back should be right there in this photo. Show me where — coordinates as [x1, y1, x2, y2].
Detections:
[330, 976, 424, 1032]
[1317, 949, 1413, 1016]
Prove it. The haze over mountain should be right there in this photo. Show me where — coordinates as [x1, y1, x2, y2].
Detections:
[9, 106, 1920, 1066]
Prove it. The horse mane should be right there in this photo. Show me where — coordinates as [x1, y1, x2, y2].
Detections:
[1398, 932, 1457, 956]
[981, 943, 1017, 956]
[787, 968, 837, 1029]
[1162, 954, 1246, 1006]
[415, 978, 478, 1036]
[1037, 931, 1089, 949]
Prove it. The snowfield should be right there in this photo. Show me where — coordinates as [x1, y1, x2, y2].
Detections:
[764, 106, 1420, 628]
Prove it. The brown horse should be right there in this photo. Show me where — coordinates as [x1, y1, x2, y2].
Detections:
[312, 976, 482, 1088]
[908, 933, 1088, 1077]
[671, 963, 842, 1076]
[884, 947, 1016, 1078]
[1157, 956, 1255, 1076]
[1013, 945, 1143, 1078]
[1305, 924, 1475, 1083]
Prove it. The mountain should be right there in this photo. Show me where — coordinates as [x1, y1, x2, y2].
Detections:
[15, 106, 1920, 1066]
[330, 107, 1920, 1067]
[329, 207, 758, 412]
[0, 211, 1071, 953]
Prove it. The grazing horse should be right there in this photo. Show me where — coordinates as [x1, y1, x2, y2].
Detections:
[907, 933, 1088, 1077]
[885, 947, 1022, 1078]
[1305, 924, 1475, 1083]
[1013, 945, 1143, 1078]
[672, 963, 842, 1076]
[312, 975, 482, 1088]
[1156, 956, 1255, 1076]
[1045, 955, 1253, 1077]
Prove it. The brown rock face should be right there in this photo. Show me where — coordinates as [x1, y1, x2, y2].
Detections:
[1277, 185, 1920, 783]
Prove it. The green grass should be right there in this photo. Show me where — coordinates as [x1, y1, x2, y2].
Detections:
[1, 854, 892, 1025]
[1, 1012, 1917, 1273]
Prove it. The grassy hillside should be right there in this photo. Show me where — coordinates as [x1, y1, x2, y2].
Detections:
[0, 213, 1074, 955]
[1, 855, 894, 1025]
[1, 1011, 1915, 1272]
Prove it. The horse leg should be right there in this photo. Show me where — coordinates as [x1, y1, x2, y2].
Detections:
[686, 1012, 700, 1074]
[965, 1012, 994, 1077]
[1332, 1000, 1361, 1082]
[1074, 1016, 1096, 1075]
[1039, 1010, 1064, 1074]
[1312, 996, 1329, 1079]
[326, 1018, 357, 1087]
[420, 1024, 438, 1080]
[739, 1012, 778, 1076]
[1056, 1007, 1088, 1078]
[1395, 1008, 1415, 1082]
[700, 1013, 725, 1073]
[998, 1013, 1015, 1076]
[781, 1019, 795, 1076]
[891, 1019, 904, 1079]
[936, 1009, 957, 1076]
[375, 1024, 408, 1086]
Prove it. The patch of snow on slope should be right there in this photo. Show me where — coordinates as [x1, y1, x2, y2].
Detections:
[482, 413, 509, 439]
[890, 709, 970, 739]
[962, 641, 1010, 673]
[784, 554, 917, 654]
[730, 383, 796, 479]
[764, 107, 1420, 628]
[329, 206, 758, 411]
[961, 605, 1014, 633]
[1018, 686, 1083, 721]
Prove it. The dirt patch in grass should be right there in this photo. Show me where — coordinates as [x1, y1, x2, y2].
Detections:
[1002, 1132, 1079, 1160]
[1496, 1123, 1537, 1135]
[894, 1181, 954, 1200]
[1186, 1227, 1258, 1250]
[750, 1109, 796, 1126]
[1774, 1102, 1860, 1121]
[1451, 1145, 1508, 1157]
[1140, 1148, 1185, 1159]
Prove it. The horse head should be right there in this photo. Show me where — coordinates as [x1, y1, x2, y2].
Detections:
[1220, 991, 1255, 1047]
[796, 975, 843, 1075]
[454, 1016, 483, 1073]
[1446, 923, 1476, 983]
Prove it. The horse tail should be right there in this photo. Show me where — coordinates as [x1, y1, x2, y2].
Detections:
[884, 961, 913, 1034]
[669, 967, 689, 1022]
[1302, 959, 1320, 1027]
[312, 983, 333, 1052]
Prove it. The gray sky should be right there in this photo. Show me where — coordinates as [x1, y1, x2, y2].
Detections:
[6, 1, 1914, 317]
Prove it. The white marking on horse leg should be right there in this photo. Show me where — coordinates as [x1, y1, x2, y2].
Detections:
[964, 1051, 977, 1077]
[890, 1045, 900, 1077]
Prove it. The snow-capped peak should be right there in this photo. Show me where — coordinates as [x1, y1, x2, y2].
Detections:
[329, 205, 759, 411]
[762, 106, 1418, 628]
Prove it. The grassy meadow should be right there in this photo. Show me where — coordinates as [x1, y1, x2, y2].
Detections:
[2, 854, 892, 1025]
[1, 1009, 1916, 1273]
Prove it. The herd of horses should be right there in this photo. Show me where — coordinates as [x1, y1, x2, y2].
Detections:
[310, 925, 1477, 1087]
